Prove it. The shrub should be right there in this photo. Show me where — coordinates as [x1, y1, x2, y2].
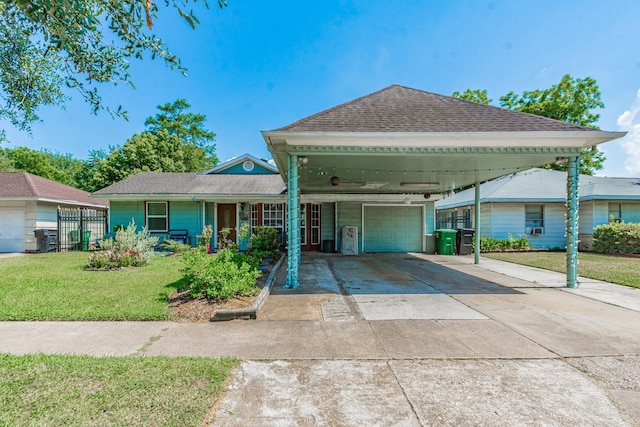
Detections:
[180, 248, 261, 300]
[87, 219, 158, 268]
[593, 221, 640, 254]
[248, 226, 279, 257]
[475, 234, 531, 253]
[197, 225, 214, 253]
[161, 239, 192, 254]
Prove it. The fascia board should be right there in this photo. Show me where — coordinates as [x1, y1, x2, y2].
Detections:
[91, 194, 287, 202]
[263, 131, 626, 150]
[0, 196, 107, 208]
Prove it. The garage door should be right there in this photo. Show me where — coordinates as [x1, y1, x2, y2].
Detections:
[0, 208, 25, 252]
[363, 206, 422, 252]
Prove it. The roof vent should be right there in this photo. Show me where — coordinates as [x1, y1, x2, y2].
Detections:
[243, 161, 255, 172]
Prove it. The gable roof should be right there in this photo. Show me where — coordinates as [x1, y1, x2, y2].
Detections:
[200, 153, 279, 175]
[273, 84, 593, 133]
[0, 172, 107, 207]
[435, 168, 640, 209]
[92, 172, 286, 198]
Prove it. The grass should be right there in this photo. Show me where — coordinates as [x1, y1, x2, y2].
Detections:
[483, 251, 640, 288]
[0, 252, 184, 320]
[0, 353, 237, 426]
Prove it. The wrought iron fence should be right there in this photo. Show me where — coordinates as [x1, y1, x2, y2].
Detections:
[57, 207, 108, 251]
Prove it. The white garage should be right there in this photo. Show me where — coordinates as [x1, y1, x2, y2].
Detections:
[0, 207, 26, 252]
[363, 205, 423, 253]
[0, 172, 108, 253]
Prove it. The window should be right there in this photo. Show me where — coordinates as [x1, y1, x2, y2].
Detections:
[462, 208, 472, 228]
[263, 203, 285, 230]
[250, 204, 259, 233]
[310, 204, 321, 245]
[609, 203, 622, 223]
[300, 204, 307, 245]
[146, 202, 168, 232]
[525, 205, 544, 231]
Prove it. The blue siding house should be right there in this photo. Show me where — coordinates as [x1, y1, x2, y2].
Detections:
[435, 168, 640, 250]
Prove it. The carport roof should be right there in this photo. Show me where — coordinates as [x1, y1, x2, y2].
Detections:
[274, 84, 592, 133]
[263, 85, 625, 194]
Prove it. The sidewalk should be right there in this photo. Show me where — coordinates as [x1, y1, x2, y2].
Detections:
[450, 253, 640, 312]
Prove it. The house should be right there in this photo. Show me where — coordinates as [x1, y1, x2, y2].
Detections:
[435, 168, 640, 250]
[93, 154, 293, 250]
[0, 172, 108, 252]
[92, 84, 624, 287]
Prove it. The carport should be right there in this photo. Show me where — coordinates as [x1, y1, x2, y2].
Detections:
[262, 85, 624, 289]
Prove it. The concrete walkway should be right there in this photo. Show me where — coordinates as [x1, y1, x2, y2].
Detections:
[2, 253, 640, 426]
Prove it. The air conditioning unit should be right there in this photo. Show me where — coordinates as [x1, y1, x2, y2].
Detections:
[341, 226, 358, 255]
[530, 227, 544, 235]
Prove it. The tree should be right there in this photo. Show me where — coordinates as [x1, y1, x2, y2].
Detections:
[87, 130, 217, 191]
[452, 89, 491, 105]
[145, 99, 216, 148]
[0, 0, 228, 131]
[453, 74, 606, 174]
[1, 146, 89, 188]
[85, 99, 218, 191]
[498, 75, 604, 128]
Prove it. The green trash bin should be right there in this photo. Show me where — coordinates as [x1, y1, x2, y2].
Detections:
[434, 229, 457, 255]
[69, 230, 92, 251]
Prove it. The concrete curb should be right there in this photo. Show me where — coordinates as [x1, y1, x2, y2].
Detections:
[211, 254, 285, 321]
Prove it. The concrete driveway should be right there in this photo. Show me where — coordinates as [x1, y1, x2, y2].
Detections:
[244, 252, 640, 426]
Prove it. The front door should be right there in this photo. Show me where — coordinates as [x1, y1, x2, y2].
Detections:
[217, 204, 237, 247]
[300, 203, 322, 251]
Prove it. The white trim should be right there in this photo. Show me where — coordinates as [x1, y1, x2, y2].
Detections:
[264, 130, 625, 150]
[2, 196, 107, 209]
[200, 153, 279, 175]
[213, 202, 218, 249]
[361, 203, 425, 253]
[146, 201, 168, 232]
[93, 194, 287, 202]
[243, 161, 255, 172]
[300, 193, 441, 202]
[334, 202, 339, 252]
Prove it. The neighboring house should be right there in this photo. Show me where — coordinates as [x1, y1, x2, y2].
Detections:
[0, 172, 108, 252]
[435, 168, 640, 250]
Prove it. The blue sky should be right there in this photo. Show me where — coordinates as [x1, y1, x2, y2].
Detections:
[3, 0, 640, 176]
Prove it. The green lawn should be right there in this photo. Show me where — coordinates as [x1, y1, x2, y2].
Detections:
[0, 252, 184, 320]
[0, 353, 237, 426]
[483, 251, 640, 288]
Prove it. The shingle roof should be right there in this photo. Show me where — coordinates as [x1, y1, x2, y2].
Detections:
[0, 172, 107, 206]
[92, 172, 286, 196]
[274, 84, 592, 133]
[435, 168, 640, 209]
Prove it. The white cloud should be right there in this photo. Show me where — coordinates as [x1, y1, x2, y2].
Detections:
[618, 89, 640, 175]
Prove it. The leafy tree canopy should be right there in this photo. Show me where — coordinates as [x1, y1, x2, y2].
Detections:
[498, 74, 604, 129]
[86, 129, 216, 191]
[1, 146, 88, 187]
[0, 0, 228, 132]
[452, 89, 492, 105]
[144, 99, 216, 147]
[453, 74, 606, 174]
